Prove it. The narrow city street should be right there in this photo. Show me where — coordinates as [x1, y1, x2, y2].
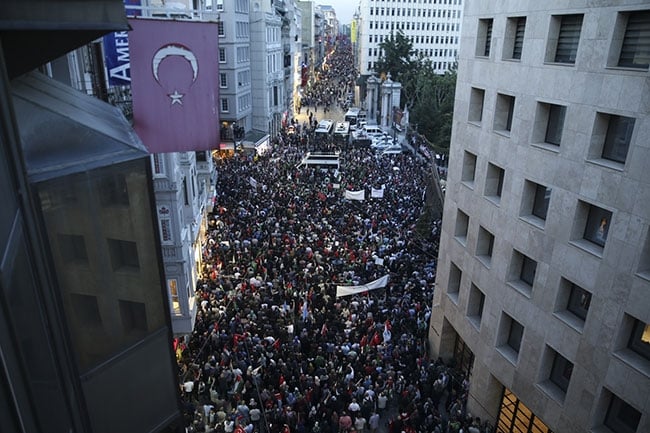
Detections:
[177, 42, 476, 433]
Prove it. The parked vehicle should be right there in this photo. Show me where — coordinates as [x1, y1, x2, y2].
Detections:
[314, 119, 334, 137]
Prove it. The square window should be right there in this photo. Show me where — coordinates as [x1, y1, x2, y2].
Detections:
[476, 226, 495, 267]
[447, 261, 462, 303]
[454, 209, 469, 244]
[532, 183, 551, 220]
[602, 115, 635, 164]
[567, 281, 592, 321]
[508, 250, 537, 297]
[532, 102, 567, 146]
[97, 173, 129, 206]
[119, 300, 148, 333]
[476, 18, 494, 57]
[549, 351, 573, 392]
[494, 93, 515, 133]
[58, 234, 88, 263]
[583, 204, 613, 247]
[545, 104, 566, 145]
[107, 238, 140, 271]
[520, 180, 552, 225]
[467, 284, 485, 329]
[617, 10, 650, 69]
[503, 17, 526, 60]
[547, 14, 584, 64]
[70, 294, 102, 328]
[497, 313, 524, 363]
[628, 319, 650, 360]
[468, 87, 485, 123]
[484, 163, 505, 202]
[520, 255, 537, 287]
[507, 319, 524, 353]
[461, 151, 477, 185]
[605, 394, 642, 433]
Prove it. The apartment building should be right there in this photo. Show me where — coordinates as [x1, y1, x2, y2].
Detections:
[357, 0, 463, 76]
[429, 1, 649, 432]
[0, 2, 182, 431]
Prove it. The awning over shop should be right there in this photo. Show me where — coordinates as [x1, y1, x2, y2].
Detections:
[11, 72, 148, 182]
[242, 130, 270, 150]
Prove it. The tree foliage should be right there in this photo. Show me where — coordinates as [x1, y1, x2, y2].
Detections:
[372, 33, 457, 154]
[373, 31, 417, 82]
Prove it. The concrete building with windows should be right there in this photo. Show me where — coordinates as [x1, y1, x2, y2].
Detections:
[357, 0, 463, 76]
[150, 151, 214, 336]
[429, 1, 649, 432]
[0, 2, 183, 431]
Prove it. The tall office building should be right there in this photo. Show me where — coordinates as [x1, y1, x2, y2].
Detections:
[429, 1, 649, 432]
[357, 0, 463, 76]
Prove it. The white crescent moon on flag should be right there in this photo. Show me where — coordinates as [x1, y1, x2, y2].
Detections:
[152, 43, 198, 83]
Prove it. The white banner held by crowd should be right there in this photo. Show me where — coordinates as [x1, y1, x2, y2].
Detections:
[249, 176, 258, 188]
[344, 189, 365, 201]
[371, 186, 385, 198]
[336, 274, 389, 297]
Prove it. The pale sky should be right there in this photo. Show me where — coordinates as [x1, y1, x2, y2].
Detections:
[321, 0, 359, 26]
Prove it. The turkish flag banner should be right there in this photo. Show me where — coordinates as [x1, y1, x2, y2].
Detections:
[129, 18, 220, 153]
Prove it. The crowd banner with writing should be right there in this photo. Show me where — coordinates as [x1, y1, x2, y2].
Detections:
[336, 275, 390, 298]
[371, 187, 385, 198]
[344, 189, 365, 201]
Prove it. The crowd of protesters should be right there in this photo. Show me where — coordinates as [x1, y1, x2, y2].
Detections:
[177, 41, 493, 433]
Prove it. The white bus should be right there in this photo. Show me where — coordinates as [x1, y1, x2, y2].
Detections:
[333, 121, 350, 140]
[314, 119, 334, 137]
[344, 108, 366, 130]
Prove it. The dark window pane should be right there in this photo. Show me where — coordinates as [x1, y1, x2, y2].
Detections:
[583, 206, 612, 247]
[97, 174, 129, 206]
[602, 115, 635, 163]
[532, 184, 551, 220]
[513, 17, 526, 59]
[70, 294, 102, 328]
[555, 14, 583, 63]
[520, 256, 537, 286]
[550, 353, 573, 392]
[605, 395, 641, 433]
[484, 20, 493, 56]
[119, 300, 148, 333]
[628, 320, 650, 360]
[618, 11, 650, 68]
[545, 105, 566, 145]
[508, 320, 524, 352]
[567, 284, 591, 320]
[506, 97, 515, 131]
[107, 238, 140, 270]
[58, 234, 88, 263]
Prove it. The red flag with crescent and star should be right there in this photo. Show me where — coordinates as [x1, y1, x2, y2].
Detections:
[128, 18, 220, 153]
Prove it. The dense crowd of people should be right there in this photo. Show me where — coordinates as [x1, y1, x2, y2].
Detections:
[177, 41, 492, 433]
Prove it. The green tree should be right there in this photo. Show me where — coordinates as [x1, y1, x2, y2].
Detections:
[373, 33, 457, 155]
[410, 69, 457, 154]
[373, 31, 416, 83]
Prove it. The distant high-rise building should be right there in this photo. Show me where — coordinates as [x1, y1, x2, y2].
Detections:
[357, 0, 463, 76]
[429, 1, 650, 432]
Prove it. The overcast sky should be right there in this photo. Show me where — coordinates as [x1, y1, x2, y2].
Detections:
[321, 0, 359, 25]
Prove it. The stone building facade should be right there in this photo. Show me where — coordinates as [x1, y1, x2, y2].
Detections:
[429, 1, 650, 432]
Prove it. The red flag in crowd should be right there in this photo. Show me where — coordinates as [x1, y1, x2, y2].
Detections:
[128, 18, 220, 153]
